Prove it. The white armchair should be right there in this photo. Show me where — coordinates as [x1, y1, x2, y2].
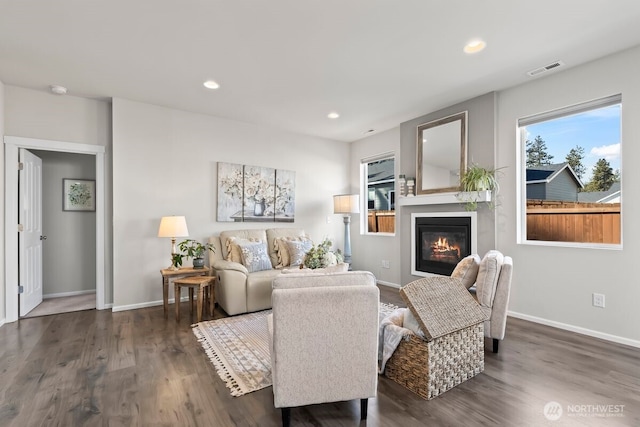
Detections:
[268, 271, 379, 427]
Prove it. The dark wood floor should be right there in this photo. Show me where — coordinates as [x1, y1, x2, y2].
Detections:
[1, 285, 638, 426]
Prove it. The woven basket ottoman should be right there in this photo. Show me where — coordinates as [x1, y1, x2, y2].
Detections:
[384, 276, 489, 400]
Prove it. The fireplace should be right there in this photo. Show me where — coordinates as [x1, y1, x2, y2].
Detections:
[411, 212, 477, 277]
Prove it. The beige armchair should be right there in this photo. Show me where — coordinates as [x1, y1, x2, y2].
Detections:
[464, 251, 513, 353]
[268, 271, 379, 427]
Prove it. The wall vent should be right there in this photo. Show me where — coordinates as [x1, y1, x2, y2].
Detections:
[527, 60, 565, 77]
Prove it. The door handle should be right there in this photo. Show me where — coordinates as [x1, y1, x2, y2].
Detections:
[40, 235, 47, 241]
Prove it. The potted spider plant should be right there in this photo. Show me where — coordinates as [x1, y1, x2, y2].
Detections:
[174, 239, 215, 269]
[457, 164, 502, 211]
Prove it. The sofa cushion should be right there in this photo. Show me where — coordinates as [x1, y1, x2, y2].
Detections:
[451, 254, 481, 289]
[475, 250, 505, 308]
[238, 241, 272, 273]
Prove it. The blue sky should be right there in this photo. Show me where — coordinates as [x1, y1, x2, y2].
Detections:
[525, 104, 621, 183]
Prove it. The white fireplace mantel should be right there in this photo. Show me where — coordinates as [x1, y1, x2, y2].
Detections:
[397, 190, 491, 207]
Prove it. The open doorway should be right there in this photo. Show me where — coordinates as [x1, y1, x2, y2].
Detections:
[4, 136, 106, 324]
[21, 150, 97, 318]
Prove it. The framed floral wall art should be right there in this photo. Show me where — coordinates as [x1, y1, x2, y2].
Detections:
[63, 178, 96, 212]
[217, 162, 295, 222]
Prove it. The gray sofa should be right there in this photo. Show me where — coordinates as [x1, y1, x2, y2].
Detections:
[208, 228, 308, 316]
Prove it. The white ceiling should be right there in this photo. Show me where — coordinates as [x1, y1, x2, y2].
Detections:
[1, 1, 640, 142]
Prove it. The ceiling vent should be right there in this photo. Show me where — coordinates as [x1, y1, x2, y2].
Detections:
[527, 60, 565, 77]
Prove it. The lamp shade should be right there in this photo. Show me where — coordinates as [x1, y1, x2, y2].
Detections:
[333, 194, 360, 214]
[157, 216, 189, 238]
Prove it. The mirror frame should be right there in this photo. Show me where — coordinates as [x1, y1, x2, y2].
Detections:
[416, 111, 468, 195]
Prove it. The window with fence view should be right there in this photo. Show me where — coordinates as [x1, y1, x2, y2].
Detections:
[363, 155, 395, 234]
[519, 95, 621, 246]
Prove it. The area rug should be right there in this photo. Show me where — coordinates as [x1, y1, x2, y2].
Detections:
[192, 302, 399, 397]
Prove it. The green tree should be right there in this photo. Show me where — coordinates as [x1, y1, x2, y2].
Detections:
[565, 145, 586, 180]
[584, 158, 615, 192]
[526, 135, 554, 167]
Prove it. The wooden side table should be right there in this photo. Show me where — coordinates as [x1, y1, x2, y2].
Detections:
[160, 267, 211, 319]
[174, 276, 216, 322]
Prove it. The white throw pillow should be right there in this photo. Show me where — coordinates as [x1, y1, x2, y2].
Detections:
[451, 254, 481, 289]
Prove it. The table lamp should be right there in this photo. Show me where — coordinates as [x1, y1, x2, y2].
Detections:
[333, 194, 360, 266]
[158, 215, 189, 270]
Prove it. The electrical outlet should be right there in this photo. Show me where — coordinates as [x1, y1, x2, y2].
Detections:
[592, 293, 605, 308]
[381, 260, 390, 269]
[326, 215, 332, 224]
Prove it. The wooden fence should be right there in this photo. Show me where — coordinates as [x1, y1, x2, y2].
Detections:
[526, 200, 620, 244]
[367, 210, 395, 233]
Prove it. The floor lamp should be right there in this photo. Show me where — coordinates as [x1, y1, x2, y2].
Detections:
[333, 194, 360, 266]
[158, 215, 189, 270]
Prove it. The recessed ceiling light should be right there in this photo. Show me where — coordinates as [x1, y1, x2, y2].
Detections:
[464, 40, 486, 54]
[327, 112, 340, 119]
[49, 85, 67, 95]
[203, 80, 220, 89]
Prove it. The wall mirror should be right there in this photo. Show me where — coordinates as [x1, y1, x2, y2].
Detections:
[416, 111, 468, 194]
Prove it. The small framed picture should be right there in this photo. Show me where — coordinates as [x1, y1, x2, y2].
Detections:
[63, 178, 96, 212]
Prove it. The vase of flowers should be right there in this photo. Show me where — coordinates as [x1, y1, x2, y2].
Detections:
[302, 238, 344, 269]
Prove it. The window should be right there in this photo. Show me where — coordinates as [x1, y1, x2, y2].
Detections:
[362, 155, 395, 234]
[518, 94, 621, 247]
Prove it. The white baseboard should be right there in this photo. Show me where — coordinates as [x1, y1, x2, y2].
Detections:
[111, 296, 190, 313]
[508, 310, 640, 349]
[44, 290, 96, 299]
[377, 280, 401, 289]
[0, 318, 5, 328]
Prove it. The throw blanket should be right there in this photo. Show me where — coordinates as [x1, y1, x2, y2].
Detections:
[378, 308, 411, 373]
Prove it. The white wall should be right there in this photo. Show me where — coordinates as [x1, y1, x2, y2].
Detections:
[5, 86, 111, 146]
[349, 127, 402, 286]
[496, 45, 640, 344]
[111, 98, 347, 310]
[0, 80, 5, 324]
[4, 85, 113, 306]
[32, 151, 96, 297]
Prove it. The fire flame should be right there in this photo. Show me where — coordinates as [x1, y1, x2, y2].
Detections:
[430, 236, 461, 258]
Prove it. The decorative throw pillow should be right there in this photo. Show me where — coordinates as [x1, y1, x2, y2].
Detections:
[238, 241, 272, 273]
[226, 237, 260, 263]
[475, 250, 505, 308]
[284, 239, 313, 266]
[451, 254, 481, 289]
[275, 237, 312, 267]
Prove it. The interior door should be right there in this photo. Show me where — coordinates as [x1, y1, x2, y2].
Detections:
[19, 149, 43, 316]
